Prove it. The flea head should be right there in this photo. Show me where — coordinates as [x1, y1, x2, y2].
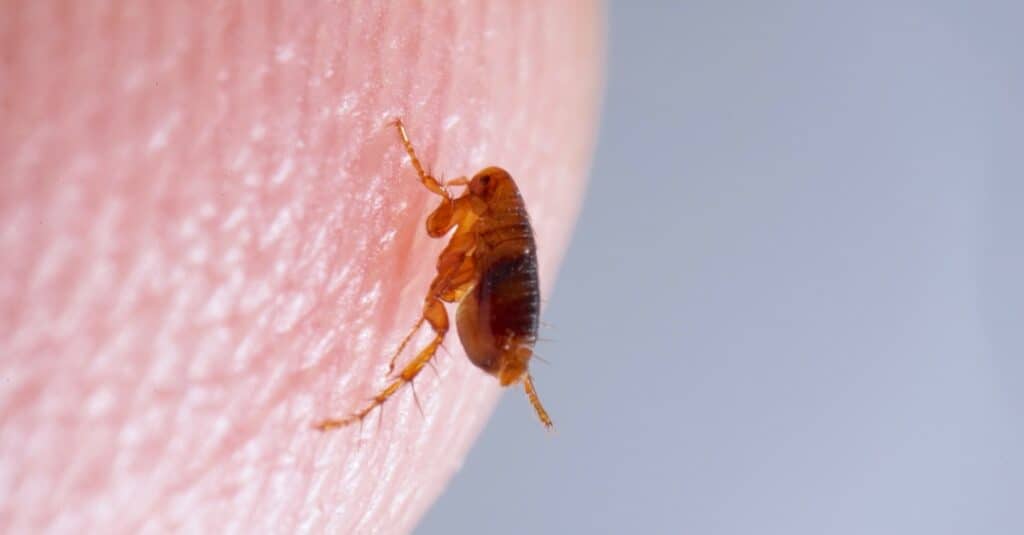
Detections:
[468, 166, 512, 198]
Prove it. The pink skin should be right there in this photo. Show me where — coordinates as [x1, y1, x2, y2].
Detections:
[0, 3, 602, 533]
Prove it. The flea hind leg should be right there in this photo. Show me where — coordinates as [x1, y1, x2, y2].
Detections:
[314, 265, 480, 431]
[383, 253, 474, 376]
[384, 229, 474, 375]
[384, 316, 428, 375]
[314, 299, 449, 431]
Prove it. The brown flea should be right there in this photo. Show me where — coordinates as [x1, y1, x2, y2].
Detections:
[314, 119, 552, 431]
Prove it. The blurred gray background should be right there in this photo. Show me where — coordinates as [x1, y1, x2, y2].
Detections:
[420, 2, 1022, 534]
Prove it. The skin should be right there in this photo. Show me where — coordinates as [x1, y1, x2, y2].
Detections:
[0, 2, 602, 534]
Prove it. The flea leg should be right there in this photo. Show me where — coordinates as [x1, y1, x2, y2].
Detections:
[314, 299, 449, 431]
[434, 255, 477, 303]
[385, 255, 477, 375]
[314, 249, 479, 431]
[523, 374, 554, 430]
[392, 118, 449, 199]
[383, 231, 475, 374]
[383, 316, 428, 376]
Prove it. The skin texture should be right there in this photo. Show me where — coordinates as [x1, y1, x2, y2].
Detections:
[0, 2, 602, 533]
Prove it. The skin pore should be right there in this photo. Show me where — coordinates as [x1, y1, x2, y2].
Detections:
[1, 2, 601, 533]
